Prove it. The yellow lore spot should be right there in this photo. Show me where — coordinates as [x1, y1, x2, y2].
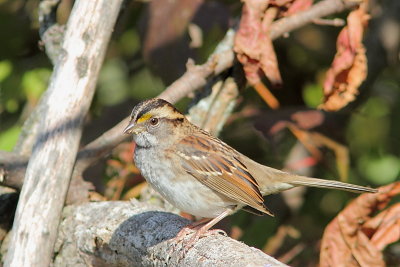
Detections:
[137, 113, 152, 123]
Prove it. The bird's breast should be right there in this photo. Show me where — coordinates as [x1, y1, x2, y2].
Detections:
[134, 147, 236, 218]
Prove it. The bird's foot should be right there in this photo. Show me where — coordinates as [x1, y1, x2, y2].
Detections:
[169, 210, 232, 258]
[168, 224, 226, 258]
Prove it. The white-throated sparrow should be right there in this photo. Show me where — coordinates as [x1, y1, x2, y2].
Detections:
[124, 98, 377, 245]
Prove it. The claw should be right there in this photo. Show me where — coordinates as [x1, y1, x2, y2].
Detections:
[168, 209, 232, 258]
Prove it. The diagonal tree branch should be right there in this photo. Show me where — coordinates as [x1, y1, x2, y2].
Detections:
[270, 0, 358, 39]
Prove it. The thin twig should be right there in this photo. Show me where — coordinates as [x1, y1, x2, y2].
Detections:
[313, 18, 346, 26]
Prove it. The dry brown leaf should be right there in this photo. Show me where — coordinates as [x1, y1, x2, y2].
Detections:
[105, 175, 127, 200]
[320, 182, 400, 267]
[235, 0, 282, 86]
[287, 123, 350, 180]
[269, 0, 313, 17]
[254, 109, 349, 179]
[88, 191, 107, 202]
[287, 123, 323, 161]
[363, 203, 400, 251]
[122, 181, 148, 200]
[253, 109, 326, 135]
[104, 142, 142, 200]
[320, 6, 369, 111]
[284, 0, 313, 16]
[270, 0, 292, 6]
[263, 225, 300, 255]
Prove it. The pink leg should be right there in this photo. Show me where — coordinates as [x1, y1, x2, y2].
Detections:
[184, 209, 232, 250]
[187, 217, 213, 229]
[169, 209, 232, 256]
[174, 217, 212, 242]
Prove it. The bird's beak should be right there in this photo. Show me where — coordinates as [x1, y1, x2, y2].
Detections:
[123, 121, 144, 135]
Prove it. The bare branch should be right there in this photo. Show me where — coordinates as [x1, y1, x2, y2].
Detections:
[312, 18, 345, 27]
[270, 0, 358, 39]
[159, 29, 236, 103]
[38, 0, 64, 65]
[54, 201, 288, 267]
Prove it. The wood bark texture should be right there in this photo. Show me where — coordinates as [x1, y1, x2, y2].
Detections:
[4, 1, 123, 266]
[53, 200, 288, 267]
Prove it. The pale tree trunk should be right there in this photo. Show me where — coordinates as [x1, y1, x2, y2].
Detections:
[4, 1, 123, 266]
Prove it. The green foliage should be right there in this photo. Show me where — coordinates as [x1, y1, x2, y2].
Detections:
[22, 68, 51, 102]
[98, 59, 130, 106]
[347, 97, 390, 152]
[302, 82, 323, 108]
[118, 30, 141, 56]
[358, 155, 400, 184]
[0, 60, 12, 82]
[347, 94, 400, 185]
[319, 190, 346, 215]
[0, 125, 21, 151]
[128, 68, 164, 99]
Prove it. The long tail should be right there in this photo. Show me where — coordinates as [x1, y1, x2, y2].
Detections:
[287, 175, 377, 193]
[241, 157, 378, 194]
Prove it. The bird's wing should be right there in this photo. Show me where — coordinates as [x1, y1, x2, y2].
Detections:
[175, 132, 273, 216]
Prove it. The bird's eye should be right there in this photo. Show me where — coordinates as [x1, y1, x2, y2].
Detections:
[150, 117, 159, 126]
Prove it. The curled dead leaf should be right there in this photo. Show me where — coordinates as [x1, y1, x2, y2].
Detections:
[364, 203, 400, 251]
[283, 0, 313, 16]
[320, 7, 369, 111]
[234, 0, 282, 86]
[320, 182, 400, 267]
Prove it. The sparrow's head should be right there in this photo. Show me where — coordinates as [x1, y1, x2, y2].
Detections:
[124, 98, 186, 147]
